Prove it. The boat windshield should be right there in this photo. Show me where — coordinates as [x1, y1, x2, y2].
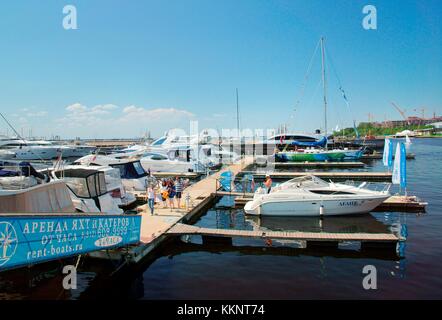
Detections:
[277, 175, 329, 189]
[62, 172, 107, 198]
[111, 161, 147, 179]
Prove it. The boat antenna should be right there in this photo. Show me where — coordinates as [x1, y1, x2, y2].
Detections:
[236, 88, 240, 139]
[320, 36, 328, 142]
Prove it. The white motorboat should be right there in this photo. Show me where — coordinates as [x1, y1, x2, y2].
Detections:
[139, 152, 196, 173]
[74, 154, 153, 192]
[50, 164, 136, 210]
[49, 167, 123, 214]
[0, 163, 75, 213]
[0, 149, 15, 159]
[244, 175, 390, 216]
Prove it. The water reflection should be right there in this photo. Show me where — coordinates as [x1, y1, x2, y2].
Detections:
[245, 214, 392, 234]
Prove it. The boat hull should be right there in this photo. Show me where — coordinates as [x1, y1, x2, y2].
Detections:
[140, 159, 194, 173]
[244, 195, 389, 217]
[275, 149, 363, 162]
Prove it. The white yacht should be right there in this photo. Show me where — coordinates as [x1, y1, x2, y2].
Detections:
[139, 152, 196, 173]
[48, 167, 123, 214]
[0, 136, 94, 160]
[50, 164, 136, 210]
[74, 154, 152, 192]
[0, 163, 75, 213]
[244, 175, 390, 216]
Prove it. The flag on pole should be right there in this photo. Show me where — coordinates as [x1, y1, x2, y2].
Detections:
[382, 138, 393, 168]
[392, 142, 407, 189]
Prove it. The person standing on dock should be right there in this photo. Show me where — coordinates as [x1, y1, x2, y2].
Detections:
[264, 174, 272, 194]
[167, 179, 176, 210]
[175, 176, 183, 209]
[160, 180, 168, 208]
[147, 185, 156, 215]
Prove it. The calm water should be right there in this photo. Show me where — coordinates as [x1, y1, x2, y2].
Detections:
[1, 138, 442, 299]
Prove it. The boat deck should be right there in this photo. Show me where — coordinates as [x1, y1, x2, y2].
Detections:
[242, 171, 392, 181]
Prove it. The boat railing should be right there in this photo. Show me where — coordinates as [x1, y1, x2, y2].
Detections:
[343, 179, 392, 193]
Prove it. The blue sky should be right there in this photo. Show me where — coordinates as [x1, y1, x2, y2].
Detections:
[0, 0, 440, 138]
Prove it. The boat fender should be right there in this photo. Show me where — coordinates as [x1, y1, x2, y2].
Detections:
[319, 204, 325, 216]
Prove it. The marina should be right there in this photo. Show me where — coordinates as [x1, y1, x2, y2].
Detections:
[0, 133, 439, 299]
[1, 0, 441, 303]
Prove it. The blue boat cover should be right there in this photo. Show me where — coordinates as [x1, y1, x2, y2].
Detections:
[290, 136, 327, 147]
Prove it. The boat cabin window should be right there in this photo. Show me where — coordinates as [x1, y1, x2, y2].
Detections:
[150, 154, 168, 160]
[151, 137, 167, 146]
[169, 149, 192, 162]
[57, 171, 108, 198]
[201, 147, 212, 157]
[111, 161, 147, 179]
[309, 190, 355, 195]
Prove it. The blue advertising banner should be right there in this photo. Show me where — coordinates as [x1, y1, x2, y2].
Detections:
[0, 214, 141, 271]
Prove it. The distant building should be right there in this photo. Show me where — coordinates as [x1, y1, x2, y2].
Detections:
[430, 122, 442, 129]
[360, 116, 442, 128]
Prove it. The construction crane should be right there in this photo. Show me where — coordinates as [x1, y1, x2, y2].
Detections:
[391, 102, 409, 124]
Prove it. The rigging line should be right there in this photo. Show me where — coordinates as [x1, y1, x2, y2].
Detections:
[293, 39, 321, 113]
[324, 46, 357, 124]
[0, 112, 48, 164]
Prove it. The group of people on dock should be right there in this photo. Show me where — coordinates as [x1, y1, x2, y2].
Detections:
[146, 177, 187, 215]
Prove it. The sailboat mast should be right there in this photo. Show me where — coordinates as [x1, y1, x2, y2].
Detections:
[320, 37, 328, 139]
[236, 88, 240, 138]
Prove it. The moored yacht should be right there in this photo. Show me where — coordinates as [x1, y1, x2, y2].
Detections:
[0, 162, 75, 213]
[48, 167, 123, 214]
[74, 154, 153, 191]
[244, 175, 390, 216]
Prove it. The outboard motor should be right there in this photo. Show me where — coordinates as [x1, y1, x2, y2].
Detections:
[19, 162, 49, 182]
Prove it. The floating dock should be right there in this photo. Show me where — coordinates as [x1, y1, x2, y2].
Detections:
[167, 223, 400, 242]
[240, 171, 392, 181]
[372, 195, 428, 212]
[254, 161, 366, 168]
[167, 223, 401, 248]
[362, 153, 416, 160]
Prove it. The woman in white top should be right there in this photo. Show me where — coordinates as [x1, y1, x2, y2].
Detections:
[147, 185, 156, 215]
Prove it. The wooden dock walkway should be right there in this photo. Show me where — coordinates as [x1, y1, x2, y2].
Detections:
[256, 162, 366, 168]
[167, 223, 400, 244]
[242, 171, 392, 181]
[89, 156, 255, 263]
[362, 153, 415, 160]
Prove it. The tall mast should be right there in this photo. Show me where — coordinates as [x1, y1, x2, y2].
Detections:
[320, 37, 328, 138]
[236, 88, 240, 139]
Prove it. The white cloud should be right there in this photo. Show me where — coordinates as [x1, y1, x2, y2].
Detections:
[121, 106, 194, 120]
[28, 111, 48, 117]
[66, 103, 87, 113]
[55, 103, 196, 138]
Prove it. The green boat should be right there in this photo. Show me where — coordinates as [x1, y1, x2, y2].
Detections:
[275, 149, 363, 162]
